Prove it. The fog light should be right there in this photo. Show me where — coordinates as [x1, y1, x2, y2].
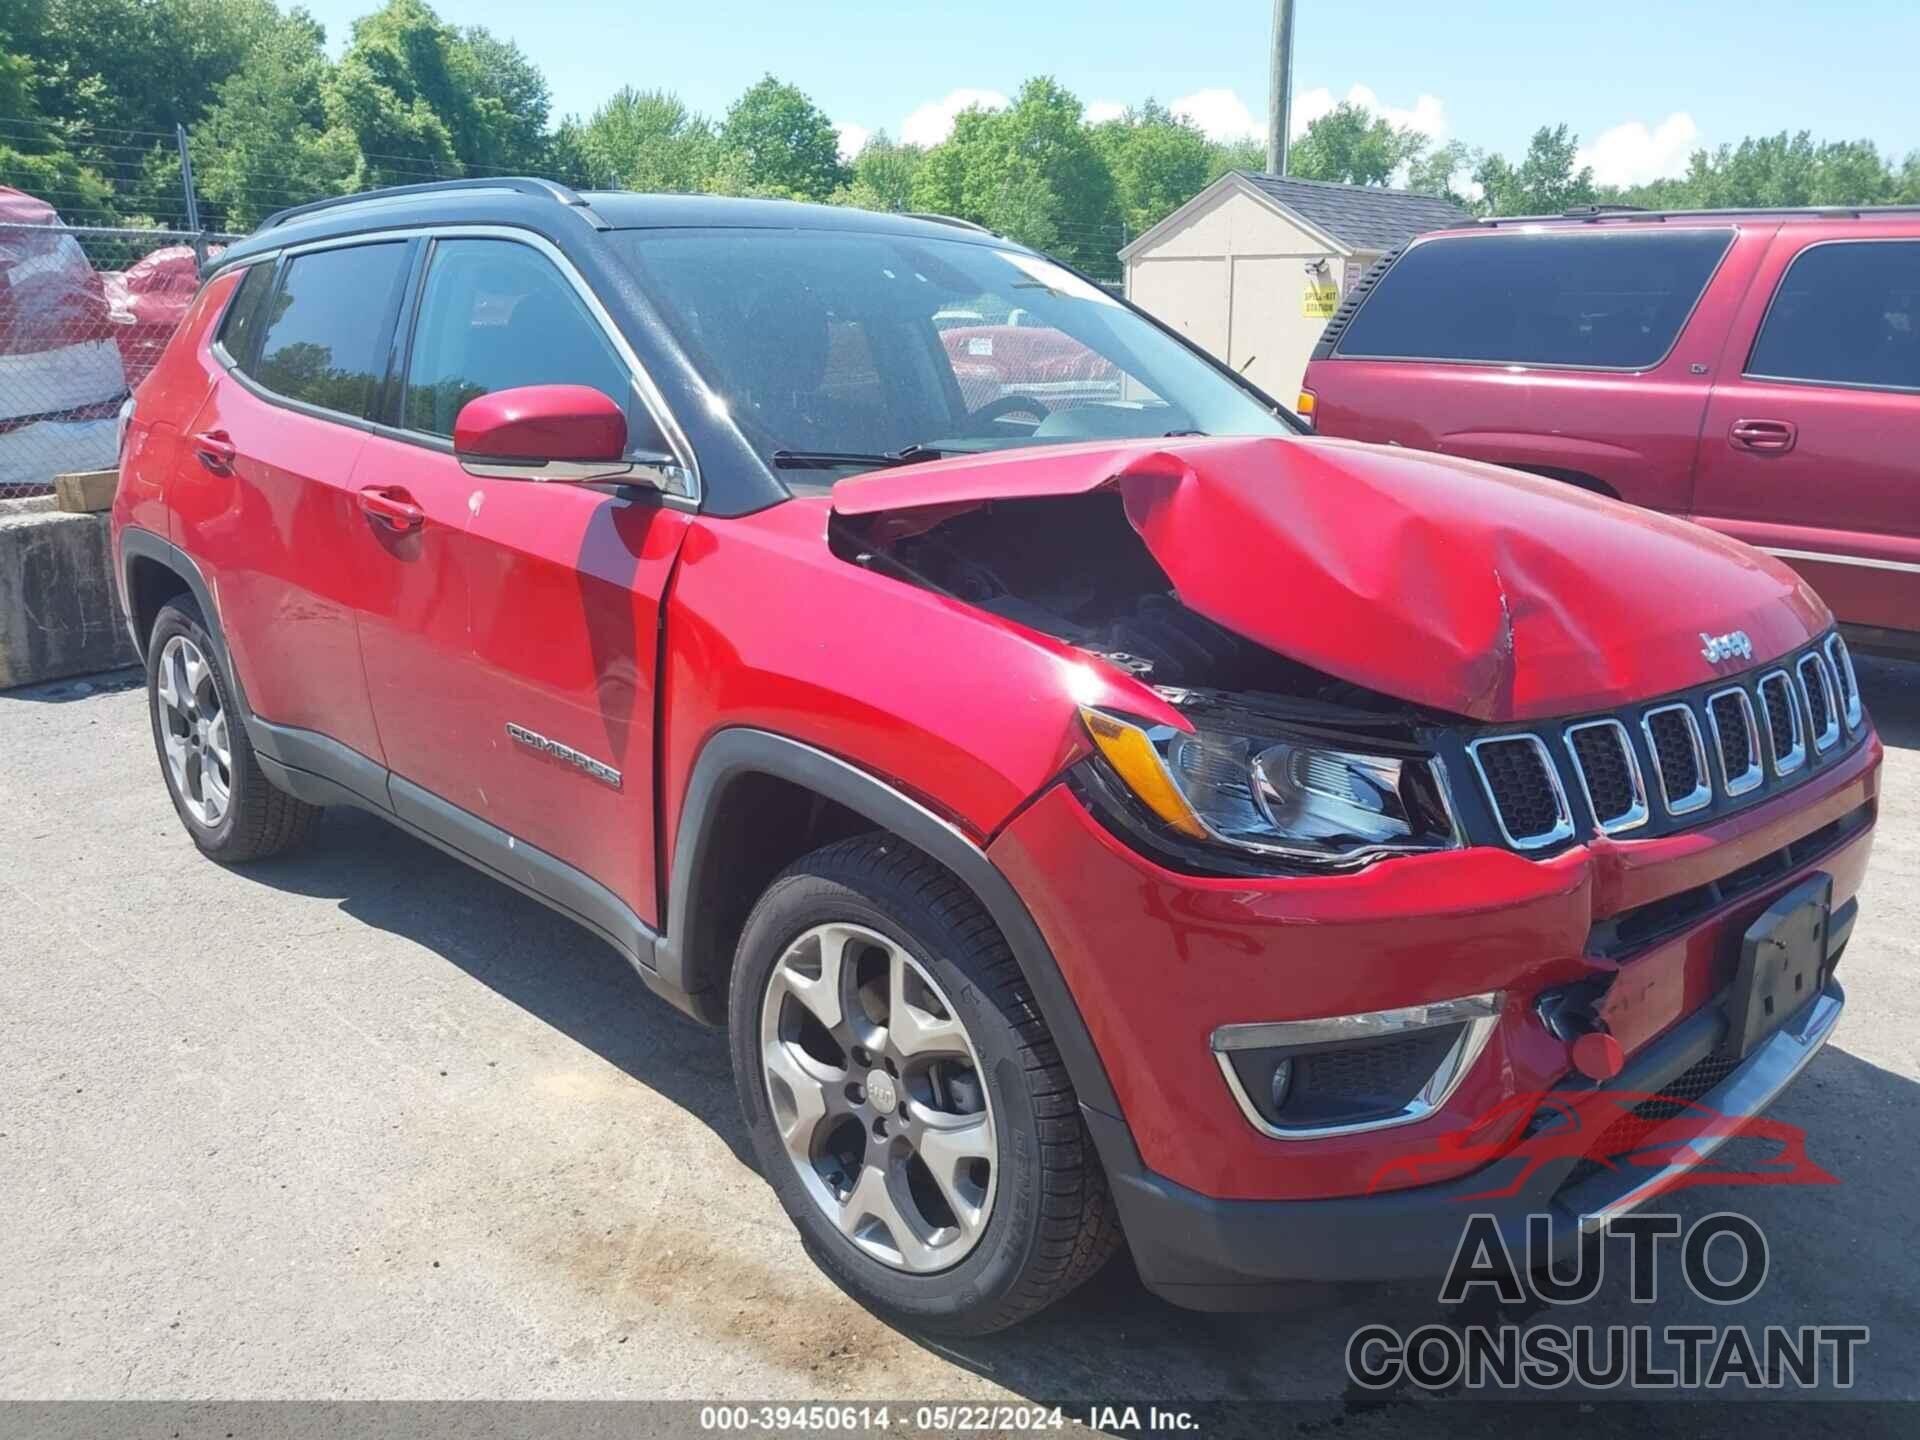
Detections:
[1269, 1057, 1294, 1110]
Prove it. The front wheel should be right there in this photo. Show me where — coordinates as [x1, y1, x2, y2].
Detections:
[730, 835, 1121, 1334]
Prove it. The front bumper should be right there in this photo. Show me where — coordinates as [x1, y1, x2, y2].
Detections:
[985, 726, 1879, 1303]
[1098, 972, 1844, 1309]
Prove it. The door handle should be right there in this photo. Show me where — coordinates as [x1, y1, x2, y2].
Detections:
[191, 429, 236, 473]
[1729, 418, 1798, 453]
[358, 485, 425, 533]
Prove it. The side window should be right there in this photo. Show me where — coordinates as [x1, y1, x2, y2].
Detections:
[1335, 229, 1734, 369]
[1747, 241, 1920, 392]
[216, 261, 276, 366]
[402, 238, 633, 440]
[252, 243, 410, 419]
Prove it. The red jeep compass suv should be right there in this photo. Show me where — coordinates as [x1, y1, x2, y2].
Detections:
[113, 179, 1881, 1332]
[1300, 206, 1920, 654]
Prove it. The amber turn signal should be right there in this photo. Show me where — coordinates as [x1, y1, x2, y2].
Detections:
[1079, 708, 1208, 839]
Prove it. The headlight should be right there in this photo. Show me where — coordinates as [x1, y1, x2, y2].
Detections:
[1079, 707, 1459, 868]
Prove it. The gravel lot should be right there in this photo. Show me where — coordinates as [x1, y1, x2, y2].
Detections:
[2, 657, 1916, 1427]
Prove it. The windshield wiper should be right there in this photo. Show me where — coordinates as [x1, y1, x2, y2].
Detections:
[770, 445, 945, 471]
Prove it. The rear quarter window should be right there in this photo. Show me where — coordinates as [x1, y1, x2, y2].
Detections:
[251, 242, 412, 420]
[1335, 228, 1734, 370]
[1747, 239, 1920, 392]
[215, 261, 276, 366]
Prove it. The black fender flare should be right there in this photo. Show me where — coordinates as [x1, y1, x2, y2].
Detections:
[116, 528, 250, 707]
[654, 728, 1127, 1128]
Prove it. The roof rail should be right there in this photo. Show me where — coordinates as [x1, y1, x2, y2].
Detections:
[259, 177, 609, 233]
[900, 211, 995, 235]
[1476, 203, 1920, 227]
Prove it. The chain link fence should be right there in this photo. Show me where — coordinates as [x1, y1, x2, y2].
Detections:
[0, 218, 239, 499]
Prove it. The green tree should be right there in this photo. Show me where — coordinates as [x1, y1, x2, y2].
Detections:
[561, 87, 714, 192]
[1089, 100, 1214, 236]
[910, 76, 1120, 275]
[836, 131, 922, 212]
[1289, 101, 1426, 186]
[193, 7, 357, 228]
[325, 0, 550, 187]
[1476, 124, 1596, 215]
[1206, 135, 1267, 181]
[1406, 139, 1475, 206]
[715, 74, 847, 200]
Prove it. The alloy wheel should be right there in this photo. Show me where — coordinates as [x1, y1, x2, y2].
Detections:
[759, 922, 997, 1273]
[155, 634, 231, 827]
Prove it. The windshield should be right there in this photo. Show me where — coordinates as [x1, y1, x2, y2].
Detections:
[607, 228, 1295, 484]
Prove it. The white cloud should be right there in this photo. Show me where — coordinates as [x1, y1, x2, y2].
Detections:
[1084, 100, 1128, 126]
[1291, 83, 1446, 142]
[834, 122, 871, 162]
[1170, 82, 1449, 150]
[1171, 88, 1260, 142]
[901, 88, 1010, 147]
[1577, 113, 1699, 187]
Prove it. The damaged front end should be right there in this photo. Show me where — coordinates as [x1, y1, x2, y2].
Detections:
[831, 488, 1473, 876]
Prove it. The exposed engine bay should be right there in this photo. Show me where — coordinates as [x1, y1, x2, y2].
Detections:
[832, 492, 1437, 735]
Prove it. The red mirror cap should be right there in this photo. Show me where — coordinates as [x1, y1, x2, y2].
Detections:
[453, 384, 626, 463]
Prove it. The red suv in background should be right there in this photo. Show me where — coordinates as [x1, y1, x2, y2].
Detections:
[113, 180, 1880, 1331]
[1301, 208, 1920, 654]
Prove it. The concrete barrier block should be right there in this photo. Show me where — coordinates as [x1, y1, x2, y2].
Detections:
[0, 497, 138, 689]
[55, 468, 120, 514]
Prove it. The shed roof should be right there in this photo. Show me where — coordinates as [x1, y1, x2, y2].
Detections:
[1120, 171, 1470, 262]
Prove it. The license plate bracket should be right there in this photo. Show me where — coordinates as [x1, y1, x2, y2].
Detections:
[1730, 873, 1832, 1059]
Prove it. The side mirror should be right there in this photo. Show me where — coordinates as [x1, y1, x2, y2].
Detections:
[453, 384, 673, 487]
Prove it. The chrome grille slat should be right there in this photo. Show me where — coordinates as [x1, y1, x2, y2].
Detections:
[1467, 736, 1573, 849]
[1706, 687, 1764, 797]
[1799, 652, 1841, 752]
[1825, 634, 1862, 730]
[1758, 669, 1806, 776]
[1562, 719, 1647, 834]
[1640, 703, 1712, 815]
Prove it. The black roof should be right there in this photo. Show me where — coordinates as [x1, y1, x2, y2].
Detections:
[215, 181, 1020, 272]
[1234, 172, 1471, 252]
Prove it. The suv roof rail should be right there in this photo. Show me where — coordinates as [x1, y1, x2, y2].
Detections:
[900, 211, 995, 235]
[1475, 203, 1920, 228]
[259, 177, 610, 234]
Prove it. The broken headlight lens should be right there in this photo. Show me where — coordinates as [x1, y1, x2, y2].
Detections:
[1080, 708, 1459, 867]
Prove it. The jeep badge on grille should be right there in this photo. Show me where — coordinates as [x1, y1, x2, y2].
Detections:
[1701, 629, 1754, 664]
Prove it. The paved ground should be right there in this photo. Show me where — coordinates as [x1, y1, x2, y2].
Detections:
[2, 658, 1916, 1426]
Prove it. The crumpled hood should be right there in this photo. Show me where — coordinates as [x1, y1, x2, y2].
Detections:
[832, 435, 1831, 722]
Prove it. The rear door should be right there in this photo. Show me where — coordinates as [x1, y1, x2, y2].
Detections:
[172, 239, 415, 772]
[352, 232, 692, 927]
[1308, 226, 1750, 515]
[1691, 232, 1920, 637]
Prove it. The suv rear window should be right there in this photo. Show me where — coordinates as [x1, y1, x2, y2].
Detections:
[1747, 240, 1920, 392]
[252, 242, 411, 420]
[1335, 229, 1733, 370]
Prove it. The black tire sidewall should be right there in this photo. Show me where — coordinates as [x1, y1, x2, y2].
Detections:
[146, 600, 243, 854]
[729, 862, 1052, 1331]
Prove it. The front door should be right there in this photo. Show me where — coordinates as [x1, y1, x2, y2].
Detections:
[1692, 234, 1920, 636]
[352, 234, 690, 927]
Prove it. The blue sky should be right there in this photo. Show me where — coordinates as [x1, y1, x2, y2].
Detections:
[299, 0, 1920, 183]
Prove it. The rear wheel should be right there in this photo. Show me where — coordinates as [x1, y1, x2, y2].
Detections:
[730, 834, 1121, 1334]
[146, 598, 319, 862]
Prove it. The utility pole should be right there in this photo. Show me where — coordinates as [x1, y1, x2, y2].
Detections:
[1267, 0, 1295, 176]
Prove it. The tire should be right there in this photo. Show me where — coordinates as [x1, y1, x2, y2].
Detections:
[730, 833, 1122, 1334]
[146, 597, 320, 863]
